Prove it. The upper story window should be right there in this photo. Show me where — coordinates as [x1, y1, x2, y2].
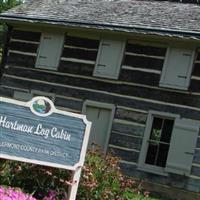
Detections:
[123, 41, 196, 90]
[93, 38, 125, 79]
[36, 32, 64, 70]
[59, 35, 124, 80]
[123, 42, 166, 73]
[160, 47, 195, 90]
[138, 111, 199, 176]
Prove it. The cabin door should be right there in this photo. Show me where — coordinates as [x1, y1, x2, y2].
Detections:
[83, 101, 114, 152]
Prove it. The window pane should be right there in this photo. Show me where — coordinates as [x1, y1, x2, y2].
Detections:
[150, 117, 163, 141]
[161, 119, 174, 143]
[156, 144, 169, 167]
[145, 142, 158, 165]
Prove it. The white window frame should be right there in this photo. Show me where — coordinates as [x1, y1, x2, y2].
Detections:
[138, 110, 180, 176]
[159, 47, 195, 90]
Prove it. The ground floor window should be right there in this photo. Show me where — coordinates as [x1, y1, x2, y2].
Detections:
[138, 111, 199, 176]
[145, 116, 174, 168]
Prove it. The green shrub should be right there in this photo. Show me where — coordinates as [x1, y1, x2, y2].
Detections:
[0, 149, 152, 199]
[77, 148, 149, 200]
[0, 159, 70, 199]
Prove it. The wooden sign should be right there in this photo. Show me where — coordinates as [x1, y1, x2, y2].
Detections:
[0, 96, 91, 200]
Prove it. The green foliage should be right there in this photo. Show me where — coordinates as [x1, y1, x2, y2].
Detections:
[0, 0, 22, 48]
[0, 150, 167, 200]
[0, 0, 22, 13]
[0, 159, 71, 199]
[77, 149, 150, 200]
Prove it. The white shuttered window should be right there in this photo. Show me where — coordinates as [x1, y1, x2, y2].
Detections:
[165, 119, 199, 176]
[160, 47, 195, 90]
[93, 39, 125, 79]
[138, 111, 199, 176]
[36, 32, 64, 70]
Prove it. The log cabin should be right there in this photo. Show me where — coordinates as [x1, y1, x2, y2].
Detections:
[0, 0, 200, 199]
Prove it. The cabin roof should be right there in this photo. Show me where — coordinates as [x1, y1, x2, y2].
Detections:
[1, 0, 200, 39]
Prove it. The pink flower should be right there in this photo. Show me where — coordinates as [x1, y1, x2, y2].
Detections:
[43, 190, 57, 200]
[0, 186, 37, 200]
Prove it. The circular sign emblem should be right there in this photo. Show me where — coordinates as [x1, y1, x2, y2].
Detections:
[30, 97, 54, 117]
[33, 99, 51, 114]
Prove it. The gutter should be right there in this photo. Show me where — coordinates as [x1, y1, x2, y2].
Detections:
[0, 15, 200, 39]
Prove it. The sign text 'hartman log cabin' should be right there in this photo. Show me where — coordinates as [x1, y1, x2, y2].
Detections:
[0, 96, 91, 200]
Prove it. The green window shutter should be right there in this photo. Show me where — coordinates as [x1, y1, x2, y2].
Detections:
[160, 48, 195, 90]
[165, 118, 199, 176]
[93, 39, 125, 79]
[36, 33, 64, 70]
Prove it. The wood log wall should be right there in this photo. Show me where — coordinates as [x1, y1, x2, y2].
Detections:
[1, 29, 200, 193]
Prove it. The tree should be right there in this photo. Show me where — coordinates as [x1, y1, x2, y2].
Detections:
[0, 0, 22, 13]
[0, 0, 23, 50]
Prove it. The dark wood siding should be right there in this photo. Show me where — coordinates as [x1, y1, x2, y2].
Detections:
[6, 29, 40, 68]
[11, 30, 41, 41]
[191, 51, 200, 93]
[1, 29, 200, 193]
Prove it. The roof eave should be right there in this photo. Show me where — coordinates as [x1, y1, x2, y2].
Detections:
[1, 15, 200, 41]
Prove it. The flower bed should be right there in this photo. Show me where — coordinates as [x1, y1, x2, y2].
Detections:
[0, 150, 166, 200]
[0, 186, 36, 200]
